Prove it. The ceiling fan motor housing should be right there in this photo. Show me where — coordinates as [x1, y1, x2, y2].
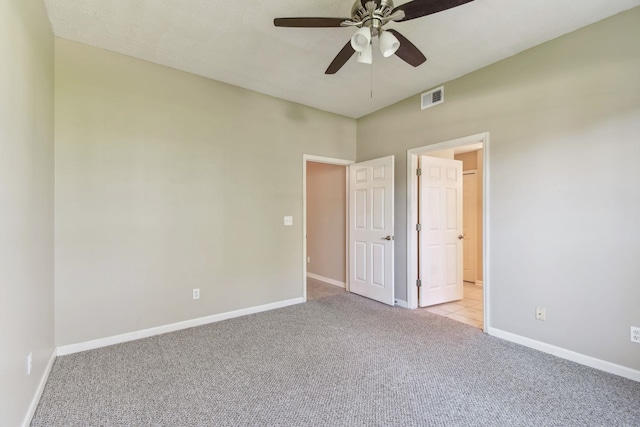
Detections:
[352, 0, 395, 36]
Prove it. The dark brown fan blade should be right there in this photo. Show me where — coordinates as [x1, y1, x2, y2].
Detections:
[325, 40, 356, 74]
[274, 17, 349, 27]
[387, 30, 427, 67]
[392, 0, 474, 22]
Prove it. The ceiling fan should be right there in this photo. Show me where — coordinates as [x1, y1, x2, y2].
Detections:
[274, 0, 475, 74]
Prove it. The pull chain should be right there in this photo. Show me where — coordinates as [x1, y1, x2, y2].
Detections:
[370, 61, 373, 98]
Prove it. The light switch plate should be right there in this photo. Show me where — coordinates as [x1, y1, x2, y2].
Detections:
[284, 216, 293, 226]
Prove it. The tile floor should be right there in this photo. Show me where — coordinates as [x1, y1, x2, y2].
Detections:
[307, 277, 483, 330]
[307, 277, 346, 301]
[422, 282, 484, 329]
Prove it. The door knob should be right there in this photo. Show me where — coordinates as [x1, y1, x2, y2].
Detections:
[458, 234, 464, 240]
[382, 236, 393, 241]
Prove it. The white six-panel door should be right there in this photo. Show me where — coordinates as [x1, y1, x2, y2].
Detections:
[419, 156, 463, 307]
[349, 156, 394, 306]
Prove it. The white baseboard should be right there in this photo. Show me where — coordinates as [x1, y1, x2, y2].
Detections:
[306, 272, 346, 289]
[394, 299, 408, 308]
[22, 348, 57, 427]
[57, 297, 304, 356]
[488, 327, 640, 383]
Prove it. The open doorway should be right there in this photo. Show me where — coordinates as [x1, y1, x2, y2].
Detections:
[302, 155, 353, 301]
[406, 133, 489, 330]
[302, 154, 396, 306]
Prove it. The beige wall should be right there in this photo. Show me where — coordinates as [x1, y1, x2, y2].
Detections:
[455, 151, 478, 170]
[54, 39, 356, 347]
[0, 1, 55, 425]
[424, 148, 455, 159]
[357, 8, 640, 371]
[306, 162, 346, 283]
[455, 150, 483, 281]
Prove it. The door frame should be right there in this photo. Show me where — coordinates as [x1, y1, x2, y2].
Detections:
[406, 133, 490, 330]
[302, 155, 354, 302]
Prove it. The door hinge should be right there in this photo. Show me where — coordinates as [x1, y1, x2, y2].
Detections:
[416, 279, 422, 288]
[416, 168, 422, 176]
[416, 224, 422, 231]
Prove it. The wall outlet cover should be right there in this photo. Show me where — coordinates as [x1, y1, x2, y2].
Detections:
[631, 326, 640, 344]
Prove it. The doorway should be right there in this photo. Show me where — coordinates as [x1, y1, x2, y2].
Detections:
[303, 154, 396, 306]
[406, 133, 489, 330]
[303, 155, 352, 301]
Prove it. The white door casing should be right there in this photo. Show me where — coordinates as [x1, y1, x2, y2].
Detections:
[463, 172, 477, 282]
[419, 156, 463, 307]
[349, 156, 395, 306]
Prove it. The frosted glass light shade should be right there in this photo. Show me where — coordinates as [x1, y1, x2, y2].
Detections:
[356, 43, 373, 64]
[379, 31, 400, 57]
[351, 27, 372, 53]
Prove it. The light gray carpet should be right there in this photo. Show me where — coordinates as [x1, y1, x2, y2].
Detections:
[32, 294, 640, 426]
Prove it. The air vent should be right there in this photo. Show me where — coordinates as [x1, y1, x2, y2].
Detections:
[421, 86, 444, 110]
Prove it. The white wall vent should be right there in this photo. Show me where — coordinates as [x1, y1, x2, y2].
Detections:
[421, 86, 444, 110]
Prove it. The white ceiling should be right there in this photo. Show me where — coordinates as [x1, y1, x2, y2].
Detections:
[44, 0, 640, 118]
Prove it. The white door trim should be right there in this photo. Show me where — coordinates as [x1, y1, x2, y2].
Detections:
[406, 133, 490, 331]
[303, 155, 354, 302]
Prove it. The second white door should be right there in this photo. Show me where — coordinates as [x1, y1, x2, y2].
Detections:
[419, 156, 463, 307]
[463, 172, 477, 282]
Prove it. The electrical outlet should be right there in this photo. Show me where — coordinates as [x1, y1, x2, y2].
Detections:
[192, 288, 200, 300]
[307, 257, 311, 263]
[27, 352, 32, 375]
[631, 326, 640, 344]
[535, 307, 546, 321]
[284, 216, 293, 226]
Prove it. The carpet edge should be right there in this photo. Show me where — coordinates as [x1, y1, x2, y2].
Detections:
[56, 297, 305, 356]
[488, 327, 640, 382]
[22, 348, 57, 427]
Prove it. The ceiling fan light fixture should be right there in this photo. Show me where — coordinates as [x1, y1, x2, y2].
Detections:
[379, 30, 400, 57]
[350, 27, 372, 53]
[356, 43, 373, 64]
